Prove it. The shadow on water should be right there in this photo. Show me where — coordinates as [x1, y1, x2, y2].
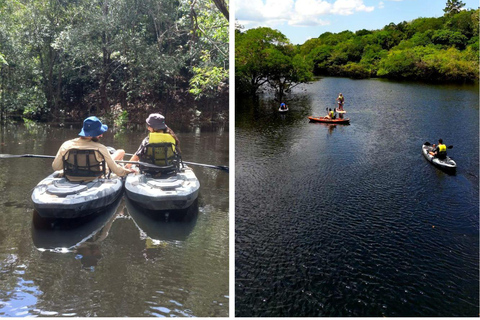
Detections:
[125, 198, 198, 242]
[31, 197, 124, 268]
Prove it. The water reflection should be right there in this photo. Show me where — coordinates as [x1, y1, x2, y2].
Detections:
[125, 198, 198, 239]
[309, 122, 338, 135]
[31, 197, 124, 269]
[125, 198, 198, 261]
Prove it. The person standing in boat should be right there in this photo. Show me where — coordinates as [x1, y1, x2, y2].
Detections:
[52, 116, 135, 181]
[430, 139, 448, 159]
[336, 93, 345, 111]
[125, 113, 180, 168]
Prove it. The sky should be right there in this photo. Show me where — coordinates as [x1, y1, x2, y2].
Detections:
[235, 0, 480, 45]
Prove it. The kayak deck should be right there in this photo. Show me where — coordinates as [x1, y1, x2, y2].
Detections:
[308, 116, 350, 124]
[125, 166, 200, 211]
[31, 172, 124, 218]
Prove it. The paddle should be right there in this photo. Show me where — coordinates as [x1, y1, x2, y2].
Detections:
[0, 154, 55, 159]
[0, 153, 229, 172]
[124, 152, 229, 172]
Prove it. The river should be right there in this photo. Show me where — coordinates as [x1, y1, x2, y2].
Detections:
[235, 77, 479, 316]
[0, 122, 229, 317]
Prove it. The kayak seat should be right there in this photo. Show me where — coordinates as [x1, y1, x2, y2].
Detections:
[141, 142, 181, 175]
[63, 149, 107, 181]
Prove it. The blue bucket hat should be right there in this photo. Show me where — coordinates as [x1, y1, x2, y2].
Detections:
[78, 116, 108, 137]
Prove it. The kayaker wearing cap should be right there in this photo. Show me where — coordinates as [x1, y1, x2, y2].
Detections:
[52, 116, 135, 181]
[125, 113, 180, 168]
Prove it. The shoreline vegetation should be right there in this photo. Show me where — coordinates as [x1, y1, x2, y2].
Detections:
[235, 2, 479, 98]
[0, 0, 229, 126]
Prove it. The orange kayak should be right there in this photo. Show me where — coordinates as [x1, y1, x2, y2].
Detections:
[308, 116, 350, 124]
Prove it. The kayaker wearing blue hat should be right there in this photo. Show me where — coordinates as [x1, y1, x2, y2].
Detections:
[125, 113, 180, 168]
[52, 116, 135, 181]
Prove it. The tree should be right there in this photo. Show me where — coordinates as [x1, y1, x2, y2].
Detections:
[188, 0, 229, 113]
[443, 0, 465, 16]
[235, 27, 313, 98]
[235, 27, 289, 95]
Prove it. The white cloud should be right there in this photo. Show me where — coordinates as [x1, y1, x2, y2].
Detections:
[295, 0, 332, 15]
[289, 15, 331, 27]
[332, 0, 375, 15]
[379, 1, 385, 9]
[236, 0, 374, 29]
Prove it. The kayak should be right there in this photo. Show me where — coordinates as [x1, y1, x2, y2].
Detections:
[125, 166, 200, 211]
[308, 116, 350, 124]
[422, 143, 456, 172]
[31, 171, 124, 219]
[279, 107, 289, 113]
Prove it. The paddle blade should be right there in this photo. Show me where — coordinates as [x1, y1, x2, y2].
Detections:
[0, 154, 19, 159]
[0, 154, 54, 159]
[448, 145, 453, 149]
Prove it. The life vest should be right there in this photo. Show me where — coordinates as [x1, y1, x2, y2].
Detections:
[145, 132, 177, 165]
[329, 110, 334, 118]
[438, 144, 446, 153]
[148, 132, 176, 150]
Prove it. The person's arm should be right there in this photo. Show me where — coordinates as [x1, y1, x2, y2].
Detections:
[125, 154, 140, 169]
[98, 145, 132, 177]
[52, 142, 68, 171]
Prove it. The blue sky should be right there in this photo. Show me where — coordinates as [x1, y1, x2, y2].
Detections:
[235, 0, 480, 45]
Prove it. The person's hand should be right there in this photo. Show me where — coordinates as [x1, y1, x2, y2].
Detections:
[129, 167, 139, 174]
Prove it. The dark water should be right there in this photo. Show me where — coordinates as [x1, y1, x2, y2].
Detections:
[235, 77, 479, 317]
[0, 122, 229, 317]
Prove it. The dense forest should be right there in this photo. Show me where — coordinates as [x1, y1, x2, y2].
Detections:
[235, 1, 479, 97]
[0, 0, 229, 125]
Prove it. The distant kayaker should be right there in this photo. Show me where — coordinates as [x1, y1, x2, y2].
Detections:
[336, 93, 345, 110]
[52, 116, 135, 181]
[125, 113, 180, 168]
[430, 139, 448, 159]
[280, 102, 287, 110]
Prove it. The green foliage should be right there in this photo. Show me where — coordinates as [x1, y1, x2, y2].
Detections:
[114, 110, 129, 128]
[291, 8, 479, 82]
[235, 26, 314, 97]
[0, 53, 7, 65]
[0, 0, 228, 121]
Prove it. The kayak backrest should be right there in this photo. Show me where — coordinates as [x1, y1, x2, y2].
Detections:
[141, 142, 181, 175]
[63, 149, 106, 181]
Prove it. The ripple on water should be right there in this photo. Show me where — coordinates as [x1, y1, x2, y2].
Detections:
[236, 78, 479, 317]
